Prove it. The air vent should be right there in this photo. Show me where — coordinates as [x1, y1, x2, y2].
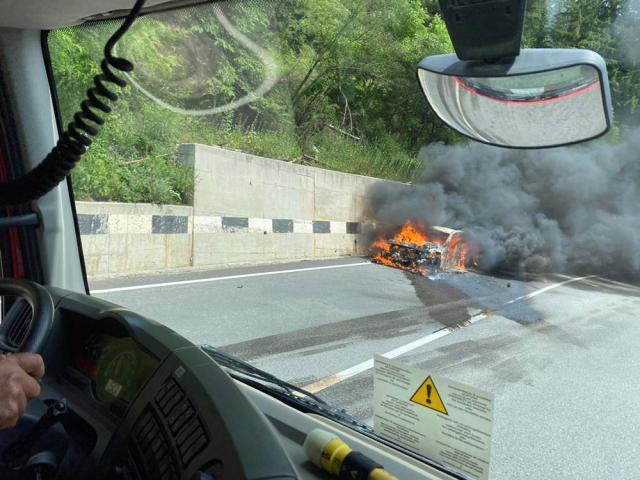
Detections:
[130, 407, 178, 480]
[155, 378, 208, 467]
[4, 299, 32, 349]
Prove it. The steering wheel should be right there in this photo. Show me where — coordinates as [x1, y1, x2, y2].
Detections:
[0, 279, 54, 353]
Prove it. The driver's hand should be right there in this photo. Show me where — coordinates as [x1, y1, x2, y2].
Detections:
[0, 353, 44, 429]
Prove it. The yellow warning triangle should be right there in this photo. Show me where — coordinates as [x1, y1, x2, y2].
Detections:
[410, 376, 448, 414]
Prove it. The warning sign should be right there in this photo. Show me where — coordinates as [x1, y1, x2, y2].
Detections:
[410, 376, 448, 415]
[373, 356, 493, 480]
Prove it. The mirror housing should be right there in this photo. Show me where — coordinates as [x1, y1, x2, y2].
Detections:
[438, 0, 526, 61]
[417, 49, 614, 149]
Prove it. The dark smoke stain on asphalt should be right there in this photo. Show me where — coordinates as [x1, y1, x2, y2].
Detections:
[414, 270, 587, 348]
[405, 335, 534, 384]
[526, 320, 587, 349]
[406, 271, 470, 327]
[221, 269, 592, 363]
[220, 308, 417, 361]
[220, 307, 429, 361]
[220, 271, 562, 362]
[306, 318, 591, 413]
[298, 335, 537, 419]
[220, 297, 484, 362]
[425, 270, 549, 326]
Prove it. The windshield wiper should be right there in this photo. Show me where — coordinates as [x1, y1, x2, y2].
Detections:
[201, 346, 466, 478]
[200, 345, 372, 432]
[201, 345, 325, 402]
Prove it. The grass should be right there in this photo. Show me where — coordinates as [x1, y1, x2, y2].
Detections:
[310, 130, 421, 182]
[72, 153, 194, 205]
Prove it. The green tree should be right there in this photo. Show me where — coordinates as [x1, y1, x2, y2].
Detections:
[49, 0, 458, 203]
[278, 0, 454, 151]
[522, 0, 552, 48]
[550, 0, 640, 116]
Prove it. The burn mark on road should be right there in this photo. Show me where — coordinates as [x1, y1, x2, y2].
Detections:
[526, 319, 587, 348]
[220, 298, 482, 362]
[408, 273, 467, 306]
[407, 272, 470, 328]
[221, 273, 557, 362]
[299, 342, 351, 357]
[399, 318, 586, 388]
[404, 335, 534, 385]
[408, 270, 552, 329]
[220, 307, 424, 361]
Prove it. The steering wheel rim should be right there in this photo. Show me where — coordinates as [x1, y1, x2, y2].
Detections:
[0, 279, 54, 353]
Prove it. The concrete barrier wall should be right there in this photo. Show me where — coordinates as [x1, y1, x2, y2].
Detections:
[76, 202, 193, 277]
[79, 144, 406, 277]
[178, 144, 394, 268]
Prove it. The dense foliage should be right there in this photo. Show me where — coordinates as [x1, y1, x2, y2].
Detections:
[49, 0, 640, 205]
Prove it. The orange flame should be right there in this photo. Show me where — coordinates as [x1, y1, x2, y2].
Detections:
[369, 221, 469, 274]
[444, 233, 468, 271]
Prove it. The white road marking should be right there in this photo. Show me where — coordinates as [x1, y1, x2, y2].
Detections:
[91, 262, 374, 294]
[305, 313, 488, 393]
[304, 274, 594, 393]
[503, 275, 595, 305]
[586, 275, 638, 291]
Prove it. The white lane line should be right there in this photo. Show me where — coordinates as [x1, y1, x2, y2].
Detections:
[304, 274, 594, 394]
[305, 313, 488, 394]
[503, 274, 595, 305]
[589, 276, 639, 290]
[92, 262, 374, 294]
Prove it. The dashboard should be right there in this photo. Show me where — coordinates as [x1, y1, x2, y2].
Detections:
[0, 287, 452, 480]
[28, 288, 299, 480]
[74, 335, 158, 405]
[69, 332, 159, 416]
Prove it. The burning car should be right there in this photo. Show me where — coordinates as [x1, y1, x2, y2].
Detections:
[369, 222, 468, 275]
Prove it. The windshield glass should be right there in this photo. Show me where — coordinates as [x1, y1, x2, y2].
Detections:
[48, 1, 640, 479]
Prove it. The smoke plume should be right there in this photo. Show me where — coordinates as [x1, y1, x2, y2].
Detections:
[615, 0, 640, 68]
[369, 132, 640, 274]
[368, 0, 640, 274]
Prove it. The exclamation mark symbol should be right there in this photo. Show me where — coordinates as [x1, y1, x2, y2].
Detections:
[426, 384, 432, 404]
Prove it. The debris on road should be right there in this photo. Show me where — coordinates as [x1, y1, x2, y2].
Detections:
[369, 222, 468, 276]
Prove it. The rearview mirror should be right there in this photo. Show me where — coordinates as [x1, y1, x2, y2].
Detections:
[417, 49, 613, 149]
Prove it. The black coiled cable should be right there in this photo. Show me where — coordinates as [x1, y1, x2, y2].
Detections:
[0, 0, 146, 207]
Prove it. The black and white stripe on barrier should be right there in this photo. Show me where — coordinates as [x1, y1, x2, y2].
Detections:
[77, 213, 363, 235]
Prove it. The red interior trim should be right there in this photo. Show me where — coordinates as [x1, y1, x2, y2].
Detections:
[453, 76, 601, 106]
[0, 141, 25, 278]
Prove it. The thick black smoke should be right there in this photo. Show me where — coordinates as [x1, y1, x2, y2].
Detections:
[369, 133, 640, 273]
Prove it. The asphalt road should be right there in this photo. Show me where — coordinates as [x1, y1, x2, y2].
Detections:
[91, 258, 640, 480]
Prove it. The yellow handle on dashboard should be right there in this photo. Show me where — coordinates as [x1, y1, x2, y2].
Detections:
[305, 428, 399, 480]
[369, 468, 399, 480]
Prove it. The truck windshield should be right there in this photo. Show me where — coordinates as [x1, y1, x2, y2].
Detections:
[47, 1, 640, 479]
